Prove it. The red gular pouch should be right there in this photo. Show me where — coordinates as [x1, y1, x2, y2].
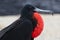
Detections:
[32, 12, 44, 38]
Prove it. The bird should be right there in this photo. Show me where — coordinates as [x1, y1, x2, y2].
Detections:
[0, 4, 44, 40]
[0, 4, 37, 40]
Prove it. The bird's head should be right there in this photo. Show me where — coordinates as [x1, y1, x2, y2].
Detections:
[21, 4, 35, 19]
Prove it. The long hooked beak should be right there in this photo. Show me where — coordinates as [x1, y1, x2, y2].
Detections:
[34, 8, 53, 13]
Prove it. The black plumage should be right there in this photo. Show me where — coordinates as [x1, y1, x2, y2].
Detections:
[0, 4, 37, 40]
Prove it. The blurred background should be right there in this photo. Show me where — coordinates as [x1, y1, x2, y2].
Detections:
[0, 0, 60, 40]
[0, 0, 60, 15]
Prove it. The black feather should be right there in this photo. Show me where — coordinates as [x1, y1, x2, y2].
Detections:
[0, 4, 37, 40]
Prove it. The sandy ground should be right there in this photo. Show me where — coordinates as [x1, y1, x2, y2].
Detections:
[0, 14, 60, 40]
